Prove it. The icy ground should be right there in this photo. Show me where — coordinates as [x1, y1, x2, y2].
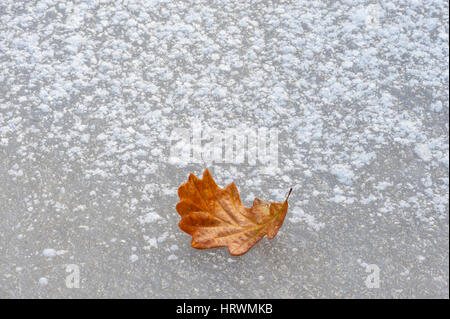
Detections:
[0, 0, 448, 298]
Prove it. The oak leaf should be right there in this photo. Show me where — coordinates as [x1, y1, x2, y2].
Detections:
[176, 169, 291, 256]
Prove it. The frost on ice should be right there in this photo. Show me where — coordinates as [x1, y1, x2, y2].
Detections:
[289, 207, 325, 232]
[38, 277, 48, 286]
[414, 143, 433, 162]
[42, 248, 67, 258]
[330, 164, 355, 186]
[0, 0, 448, 298]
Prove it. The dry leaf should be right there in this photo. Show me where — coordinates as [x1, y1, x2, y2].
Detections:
[176, 169, 291, 256]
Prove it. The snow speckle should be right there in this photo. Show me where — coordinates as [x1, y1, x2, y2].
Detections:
[168, 254, 178, 261]
[414, 143, 433, 162]
[330, 164, 355, 186]
[289, 207, 325, 231]
[143, 236, 158, 250]
[138, 211, 162, 225]
[38, 277, 48, 286]
[0, 0, 447, 299]
[42, 248, 57, 257]
[42, 248, 67, 258]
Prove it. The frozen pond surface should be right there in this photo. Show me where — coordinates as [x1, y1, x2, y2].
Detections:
[0, 0, 448, 298]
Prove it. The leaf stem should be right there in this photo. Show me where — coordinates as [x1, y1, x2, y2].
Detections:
[285, 187, 293, 202]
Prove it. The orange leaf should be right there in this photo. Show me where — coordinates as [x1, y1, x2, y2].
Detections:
[176, 169, 291, 256]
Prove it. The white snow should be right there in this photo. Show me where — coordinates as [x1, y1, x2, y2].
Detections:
[42, 249, 56, 257]
[143, 236, 158, 250]
[138, 211, 162, 225]
[168, 254, 178, 261]
[38, 277, 48, 286]
[414, 143, 433, 162]
[0, 0, 448, 298]
[289, 207, 325, 231]
[330, 164, 355, 186]
[42, 248, 67, 258]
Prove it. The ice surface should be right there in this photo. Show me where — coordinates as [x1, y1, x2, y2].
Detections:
[0, 0, 448, 298]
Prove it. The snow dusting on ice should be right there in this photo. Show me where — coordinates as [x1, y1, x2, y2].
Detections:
[414, 143, 433, 162]
[38, 277, 48, 287]
[0, 0, 448, 298]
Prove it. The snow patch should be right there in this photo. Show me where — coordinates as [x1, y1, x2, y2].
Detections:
[414, 143, 432, 162]
[138, 211, 162, 224]
[42, 248, 67, 258]
[330, 164, 355, 186]
[289, 207, 325, 231]
[39, 277, 48, 286]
